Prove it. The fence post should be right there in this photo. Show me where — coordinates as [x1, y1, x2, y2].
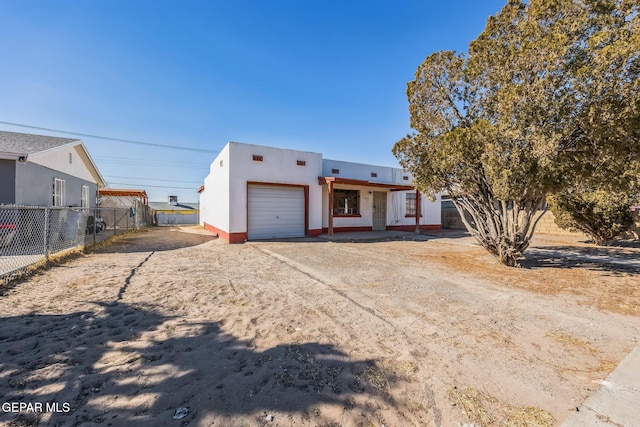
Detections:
[114, 209, 117, 236]
[93, 207, 97, 245]
[43, 208, 49, 261]
[126, 209, 129, 231]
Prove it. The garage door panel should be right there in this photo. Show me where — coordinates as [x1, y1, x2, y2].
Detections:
[248, 185, 305, 240]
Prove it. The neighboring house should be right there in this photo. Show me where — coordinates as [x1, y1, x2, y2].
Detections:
[199, 142, 441, 243]
[98, 188, 149, 228]
[148, 196, 199, 226]
[0, 130, 105, 207]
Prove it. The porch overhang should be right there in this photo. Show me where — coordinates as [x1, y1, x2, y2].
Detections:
[98, 188, 149, 205]
[318, 176, 420, 236]
[317, 176, 415, 191]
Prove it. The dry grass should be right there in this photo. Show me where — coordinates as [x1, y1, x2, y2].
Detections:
[412, 241, 640, 317]
[449, 386, 555, 427]
[546, 332, 598, 353]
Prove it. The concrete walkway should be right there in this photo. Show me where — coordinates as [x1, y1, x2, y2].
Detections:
[562, 344, 640, 426]
[316, 229, 432, 242]
[315, 228, 474, 243]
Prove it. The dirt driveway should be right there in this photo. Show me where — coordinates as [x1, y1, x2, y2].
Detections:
[1, 227, 639, 426]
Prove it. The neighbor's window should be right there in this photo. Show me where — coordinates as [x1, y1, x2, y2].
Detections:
[53, 178, 66, 206]
[81, 185, 89, 208]
[333, 189, 360, 215]
[406, 192, 417, 216]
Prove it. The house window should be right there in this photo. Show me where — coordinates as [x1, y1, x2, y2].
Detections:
[81, 185, 89, 208]
[403, 176, 409, 181]
[53, 178, 66, 206]
[371, 172, 377, 178]
[333, 189, 360, 215]
[297, 160, 306, 166]
[331, 168, 340, 174]
[406, 192, 417, 216]
[252, 155, 263, 162]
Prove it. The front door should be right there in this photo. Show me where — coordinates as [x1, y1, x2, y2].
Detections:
[372, 191, 387, 231]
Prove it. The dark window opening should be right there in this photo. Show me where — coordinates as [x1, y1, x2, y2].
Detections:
[371, 172, 377, 178]
[252, 155, 263, 162]
[331, 168, 340, 174]
[333, 189, 360, 215]
[297, 160, 306, 166]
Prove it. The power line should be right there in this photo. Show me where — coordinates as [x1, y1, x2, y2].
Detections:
[104, 175, 202, 184]
[107, 182, 199, 190]
[0, 120, 219, 153]
[95, 157, 210, 169]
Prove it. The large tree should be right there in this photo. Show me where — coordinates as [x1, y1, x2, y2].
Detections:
[393, 0, 639, 266]
[548, 0, 640, 244]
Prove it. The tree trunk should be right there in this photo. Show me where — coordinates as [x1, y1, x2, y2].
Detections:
[452, 194, 546, 267]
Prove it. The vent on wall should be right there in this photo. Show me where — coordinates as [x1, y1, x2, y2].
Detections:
[371, 172, 377, 178]
[252, 155, 264, 162]
[331, 168, 340, 174]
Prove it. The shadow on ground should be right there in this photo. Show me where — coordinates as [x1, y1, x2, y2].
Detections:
[523, 245, 640, 275]
[0, 302, 389, 426]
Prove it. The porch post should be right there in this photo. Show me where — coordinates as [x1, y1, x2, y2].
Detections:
[328, 180, 334, 237]
[415, 189, 421, 233]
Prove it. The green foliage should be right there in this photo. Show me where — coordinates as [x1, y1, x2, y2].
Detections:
[548, 191, 634, 246]
[394, 0, 640, 265]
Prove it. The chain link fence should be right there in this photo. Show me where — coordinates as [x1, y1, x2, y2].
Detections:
[0, 206, 139, 285]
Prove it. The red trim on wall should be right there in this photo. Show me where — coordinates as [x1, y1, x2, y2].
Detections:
[203, 222, 247, 243]
[386, 224, 441, 231]
[308, 228, 322, 237]
[321, 226, 373, 233]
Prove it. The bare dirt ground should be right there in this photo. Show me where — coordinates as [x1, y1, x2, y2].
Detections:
[0, 227, 638, 427]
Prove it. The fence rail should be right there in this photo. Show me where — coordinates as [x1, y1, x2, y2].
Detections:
[0, 206, 138, 285]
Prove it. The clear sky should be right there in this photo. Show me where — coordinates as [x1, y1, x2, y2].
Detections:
[0, 0, 506, 202]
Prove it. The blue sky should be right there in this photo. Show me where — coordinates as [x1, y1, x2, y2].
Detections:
[0, 0, 506, 202]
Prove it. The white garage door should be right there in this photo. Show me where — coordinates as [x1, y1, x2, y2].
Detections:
[247, 185, 305, 240]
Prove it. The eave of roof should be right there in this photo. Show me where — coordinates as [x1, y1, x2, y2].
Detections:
[318, 176, 415, 191]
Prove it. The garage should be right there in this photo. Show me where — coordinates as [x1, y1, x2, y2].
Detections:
[247, 184, 305, 240]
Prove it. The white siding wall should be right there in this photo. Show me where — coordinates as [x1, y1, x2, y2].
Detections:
[227, 142, 323, 234]
[322, 159, 411, 184]
[200, 144, 231, 232]
[29, 144, 98, 183]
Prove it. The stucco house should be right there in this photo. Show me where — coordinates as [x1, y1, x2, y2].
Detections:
[199, 142, 441, 242]
[0, 131, 105, 207]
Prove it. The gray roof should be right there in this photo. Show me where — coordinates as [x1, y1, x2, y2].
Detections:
[148, 202, 199, 211]
[0, 130, 80, 155]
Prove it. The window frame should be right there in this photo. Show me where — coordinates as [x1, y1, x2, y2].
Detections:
[81, 185, 89, 208]
[332, 189, 361, 216]
[405, 192, 422, 217]
[53, 178, 66, 207]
